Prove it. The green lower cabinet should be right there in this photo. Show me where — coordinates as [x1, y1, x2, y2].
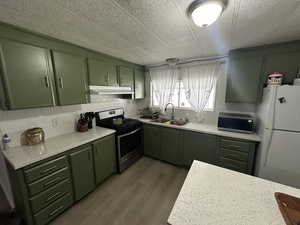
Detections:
[142, 124, 257, 174]
[6, 135, 116, 225]
[217, 137, 257, 175]
[182, 131, 217, 167]
[70, 145, 95, 201]
[93, 135, 116, 184]
[160, 127, 181, 165]
[143, 124, 162, 159]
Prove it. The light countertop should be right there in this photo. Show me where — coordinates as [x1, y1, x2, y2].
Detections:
[3, 127, 115, 170]
[137, 118, 260, 142]
[168, 160, 300, 225]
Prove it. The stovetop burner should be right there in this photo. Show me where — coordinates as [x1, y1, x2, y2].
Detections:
[95, 108, 142, 135]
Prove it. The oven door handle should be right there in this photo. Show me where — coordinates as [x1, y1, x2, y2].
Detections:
[118, 127, 141, 138]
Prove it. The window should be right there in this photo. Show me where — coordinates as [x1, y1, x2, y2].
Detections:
[151, 80, 216, 111]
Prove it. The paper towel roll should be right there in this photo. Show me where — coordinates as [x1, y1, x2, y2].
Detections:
[293, 78, 300, 86]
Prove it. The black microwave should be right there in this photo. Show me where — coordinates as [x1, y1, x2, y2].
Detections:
[218, 112, 256, 134]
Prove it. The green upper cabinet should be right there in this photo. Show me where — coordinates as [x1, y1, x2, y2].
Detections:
[0, 39, 55, 109]
[226, 55, 264, 103]
[134, 68, 145, 99]
[144, 124, 161, 159]
[118, 66, 134, 88]
[88, 58, 118, 86]
[51, 51, 88, 105]
[261, 51, 300, 85]
[160, 127, 181, 165]
[92, 135, 116, 185]
[70, 145, 95, 201]
[182, 131, 217, 167]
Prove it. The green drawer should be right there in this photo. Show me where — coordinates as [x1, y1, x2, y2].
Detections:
[220, 148, 248, 162]
[34, 193, 73, 225]
[219, 157, 248, 173]
[24, 156, 68, 183]
[28, 167, 70, 196]
[220, 138, 250, 153]
[30, 179, 72, 213]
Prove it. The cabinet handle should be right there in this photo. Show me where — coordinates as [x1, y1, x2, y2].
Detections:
[49, 205, 64, 217]
[107, 72, 110, 84]
[59, 77, 64, 89]
[88, 151, 91, 161]
[44, 177, 61, 187]
[41, 166, 57, 174]
[45, 76, 50, 88]
[46, 191, 62, 203]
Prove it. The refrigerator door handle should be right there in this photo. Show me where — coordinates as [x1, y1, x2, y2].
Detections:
[263, 129, 274, 166]
[266, 86, 278, 130]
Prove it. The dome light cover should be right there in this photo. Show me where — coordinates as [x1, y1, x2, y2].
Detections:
[188, 0, 227, 27]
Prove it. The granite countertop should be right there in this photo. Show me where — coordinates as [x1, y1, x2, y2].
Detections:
[137, 118, 260, 142]
[168, 160, 300, 225]
[3, 127, 115, 170]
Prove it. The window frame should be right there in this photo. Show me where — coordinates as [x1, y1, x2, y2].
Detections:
[150, 79, 216, 112]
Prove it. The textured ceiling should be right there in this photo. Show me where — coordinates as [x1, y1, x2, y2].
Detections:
[0, 0, 300, 65]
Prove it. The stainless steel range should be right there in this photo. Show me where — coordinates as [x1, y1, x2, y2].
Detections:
[95, 108, 143, 172]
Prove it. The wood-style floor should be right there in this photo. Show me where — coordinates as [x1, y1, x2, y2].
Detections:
[51, 157, 188, 225]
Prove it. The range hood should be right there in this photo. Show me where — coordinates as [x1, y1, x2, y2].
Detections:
[89, 86, 134, 95]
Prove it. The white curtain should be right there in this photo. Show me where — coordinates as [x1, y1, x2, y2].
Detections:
[181, 62, 221, 122]
[149, 67, 178, 112]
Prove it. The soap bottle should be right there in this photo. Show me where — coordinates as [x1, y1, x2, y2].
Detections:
[2, 134, 11, 151]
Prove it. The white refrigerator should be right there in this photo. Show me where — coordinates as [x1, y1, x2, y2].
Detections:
[256, 85, 300, 188]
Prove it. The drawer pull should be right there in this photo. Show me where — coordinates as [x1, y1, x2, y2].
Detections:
[44, 177, 61, 187]
[41, 166, 57, 174]
[45, 192, 62, 203]
[49, 205, 64, 217]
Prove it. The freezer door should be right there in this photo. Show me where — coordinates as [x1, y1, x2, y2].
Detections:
[260, 130, 300, 188]
[274, 86, 300, 131]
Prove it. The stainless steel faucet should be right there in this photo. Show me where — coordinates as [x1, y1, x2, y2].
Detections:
[164, 103, 175, 121]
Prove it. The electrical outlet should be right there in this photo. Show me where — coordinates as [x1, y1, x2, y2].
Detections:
[51, 118, 58, 128]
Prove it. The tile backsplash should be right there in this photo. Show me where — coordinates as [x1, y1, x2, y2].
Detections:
[0, 94, 146, 147]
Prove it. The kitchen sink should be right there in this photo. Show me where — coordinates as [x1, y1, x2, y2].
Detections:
[150, 118, 187, 126]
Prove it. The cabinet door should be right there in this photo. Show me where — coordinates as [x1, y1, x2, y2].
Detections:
[93, 135, 116, 184]
[118, 66, 134, 88]
[183, 131, 217, 167]
[161, 127, 180, 165]
[134, 68, 145, 99]
[0, 39, 54, 109]
[226, 56, 263, 103]
[52, 51, 88, 105]
[261, 51, 300, 85]
[144, 125, 161, 159]
[70, 145, 95, 201]
[88, 59, 118, 86]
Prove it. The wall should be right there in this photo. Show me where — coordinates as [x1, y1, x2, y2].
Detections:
[0, 94, 147, 208]
[146, 62, 257, 125]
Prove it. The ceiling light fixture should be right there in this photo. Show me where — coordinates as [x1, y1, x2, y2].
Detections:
[187, 0, 227, 27]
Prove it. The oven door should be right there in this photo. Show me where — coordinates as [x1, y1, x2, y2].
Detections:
[117, 128, 142, 162]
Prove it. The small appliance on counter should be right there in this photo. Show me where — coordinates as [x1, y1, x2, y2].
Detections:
[95, 108, 143, 172]
[293, 69, 300, 86]
[24, 127, 45, 145]
[218, 112, 256, 134]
